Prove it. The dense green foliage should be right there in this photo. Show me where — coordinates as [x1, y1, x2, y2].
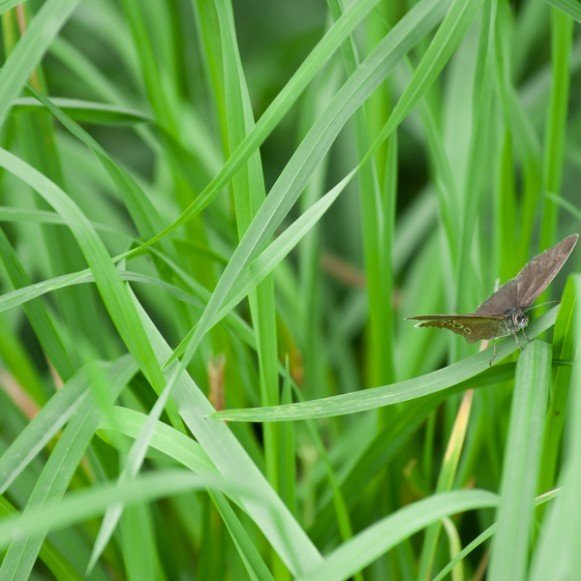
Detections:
[0, 0, 579, 579]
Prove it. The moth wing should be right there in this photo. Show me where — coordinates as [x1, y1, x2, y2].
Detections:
[516, 234, 578, 309]
[475, 279, 518, 316]
[406, 315, 506, 344]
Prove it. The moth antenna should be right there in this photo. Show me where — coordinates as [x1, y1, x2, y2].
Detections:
[525, 300, 560, 313]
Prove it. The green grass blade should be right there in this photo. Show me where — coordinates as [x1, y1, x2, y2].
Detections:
[540, 7, 574, 249]
[0, 496, 85, 580]
[133, 297, 323, 575]
[0, 358, 136, 579]
[542, 0, 581, 22]
[530, 284, 581, 579]
[99, 407, 273, 581]
[122, 0, 446, 268]
[0, 357, 135, 493]
[0, 147, 170, 400]
[488, 341, 552, 581]
[0, 228, 76, 381]
[0, 470, 262, 551]
[180, 171, 356, 357]
[213, 308, 558, 422]
[297, 490, 498, 581]
[434, 489, 560, 581]
[417, 390, 474, 578]
[0, 0, 82, 129]
[125, 0, 383, 243]
[197, 4, 282, 549]
[176, 0, 447, 378]
[13, 96, 151, 125]
[26, 87, 165, 240]
[538, 275, 580, 493]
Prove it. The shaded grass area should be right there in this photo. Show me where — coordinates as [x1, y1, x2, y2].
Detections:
[0, 0, 579, 578]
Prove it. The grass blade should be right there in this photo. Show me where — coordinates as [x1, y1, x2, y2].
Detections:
[488, 341, 552, 581]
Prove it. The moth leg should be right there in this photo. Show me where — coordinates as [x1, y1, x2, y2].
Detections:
[489, 339, 497, 367]
[522, 328, 530, 344]
[512, 332, 523, 350]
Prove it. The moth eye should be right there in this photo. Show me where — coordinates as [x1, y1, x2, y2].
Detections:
[464, 328, 472, 334]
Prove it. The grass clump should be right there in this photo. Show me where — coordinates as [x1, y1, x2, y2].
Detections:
[0, 0, 579, 578]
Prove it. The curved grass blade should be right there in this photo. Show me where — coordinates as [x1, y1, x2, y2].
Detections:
[0, 147, 169, 402]
[98, 407, 273, 581]
[0, 470, 262, 551]
[0, 496, 84, 580]
[0, 205, 130, 239]
[310, 361, 534, 540]
[433, 489, 560, 581]
[13, 96, 151, 125]
[0, 266, 255, 351]
[131, 297, 323, 575]
[296, 490, 498, 581]
[212, 307, 558, 422]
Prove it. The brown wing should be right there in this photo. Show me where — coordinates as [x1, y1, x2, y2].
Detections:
[475, 279, 518, 316]
[406, 315, 508, 343]
[516, 234, 578, 309]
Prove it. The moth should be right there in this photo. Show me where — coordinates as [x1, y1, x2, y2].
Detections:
[407, 234, 578, 349]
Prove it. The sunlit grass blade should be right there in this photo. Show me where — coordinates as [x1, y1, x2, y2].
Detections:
[0, 147, 172, 407]
[0, 496, 85, 580]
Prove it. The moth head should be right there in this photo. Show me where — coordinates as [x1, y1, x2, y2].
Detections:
[512, 311, 528, 331]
